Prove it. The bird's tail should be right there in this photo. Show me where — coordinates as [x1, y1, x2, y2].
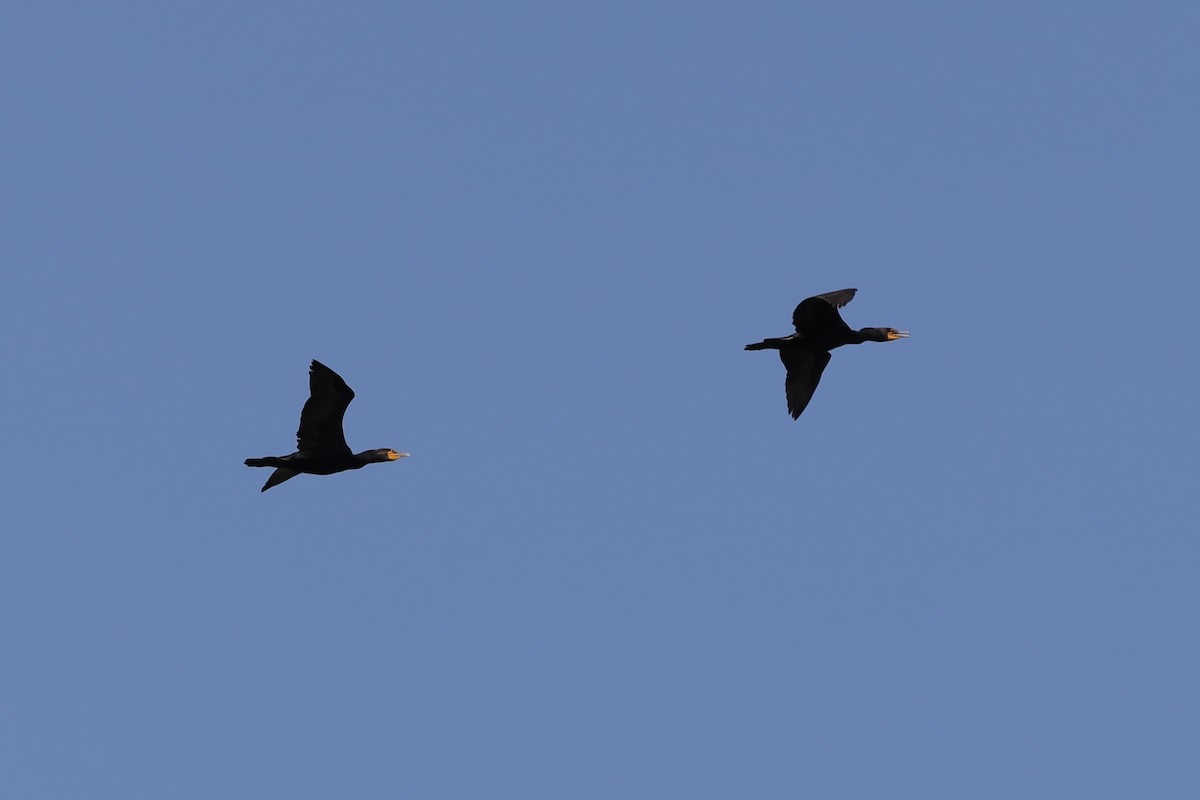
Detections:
[245, 457, 271, 467]
[744, 339, 777, 351]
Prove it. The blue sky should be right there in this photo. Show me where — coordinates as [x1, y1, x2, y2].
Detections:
[4, 2, 1199, 797]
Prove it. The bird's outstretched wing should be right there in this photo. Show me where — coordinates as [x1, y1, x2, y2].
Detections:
[792, 288, 857, 333]
[815, 288, 857, 309]
[296, 360, 354, 454]
[781, 349, 832, 419]
[261, 468, 299, 492]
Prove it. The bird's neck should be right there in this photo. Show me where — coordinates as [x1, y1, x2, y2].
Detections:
[853, 328, 886, 343]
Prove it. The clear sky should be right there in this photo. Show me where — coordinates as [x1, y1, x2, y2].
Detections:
[4, 2, 1199, 797]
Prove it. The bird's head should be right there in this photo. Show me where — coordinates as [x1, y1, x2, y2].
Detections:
[860, 327, 910, 342]
[372, 448, 410, 462]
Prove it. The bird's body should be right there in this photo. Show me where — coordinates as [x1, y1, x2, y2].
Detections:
[745, 288, 908, 419]
[244, 360, 408, 491]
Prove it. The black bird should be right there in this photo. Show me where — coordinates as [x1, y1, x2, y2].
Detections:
[245, 360, 409, 492]
[745, 288, 909, 419]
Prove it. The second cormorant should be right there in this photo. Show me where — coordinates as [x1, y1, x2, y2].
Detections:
[745, 288, 909, 419]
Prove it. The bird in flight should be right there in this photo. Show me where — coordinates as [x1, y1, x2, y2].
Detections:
[245, 360, 409, 492]
[745, 288, 909, 419]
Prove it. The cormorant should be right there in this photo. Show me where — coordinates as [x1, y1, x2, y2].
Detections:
[745, 288, 909, 419]
[244, 360, 409, 492]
